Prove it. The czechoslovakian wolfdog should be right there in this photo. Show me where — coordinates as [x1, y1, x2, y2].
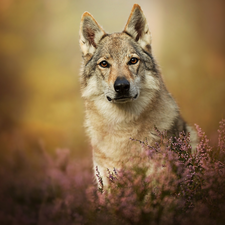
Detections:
[79, 4, 197, 185]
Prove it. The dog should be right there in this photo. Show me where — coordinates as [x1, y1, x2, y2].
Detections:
[79, 4, 197, 186]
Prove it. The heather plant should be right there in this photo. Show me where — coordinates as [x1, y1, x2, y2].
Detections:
[0, 120, 225, 225]
[92, 120, 225, 224]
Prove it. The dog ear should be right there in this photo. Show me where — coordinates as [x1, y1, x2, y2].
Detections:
[124, 4, 152, 53]
[79, 12, 106, 58]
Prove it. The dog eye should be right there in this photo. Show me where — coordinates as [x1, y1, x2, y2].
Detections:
[129, 57, 139, 65]
[99, 60, 109, 68]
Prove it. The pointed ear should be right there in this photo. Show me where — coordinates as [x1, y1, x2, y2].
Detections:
[79, 12, 106, 57]
[124, 4, 152, 53]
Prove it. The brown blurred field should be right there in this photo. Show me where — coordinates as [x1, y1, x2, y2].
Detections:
[0, 0, 225, 159]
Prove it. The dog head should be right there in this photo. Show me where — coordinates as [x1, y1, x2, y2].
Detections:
[79, 4, 160, 105]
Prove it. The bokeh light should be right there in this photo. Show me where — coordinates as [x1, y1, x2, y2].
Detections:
[0, 0, 224, 160]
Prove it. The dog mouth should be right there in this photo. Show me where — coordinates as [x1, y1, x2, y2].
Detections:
[107, 94, 138, 103]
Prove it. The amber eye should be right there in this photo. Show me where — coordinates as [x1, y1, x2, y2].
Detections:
[99, 60, 109, 68]
[129, 57, 139, 65]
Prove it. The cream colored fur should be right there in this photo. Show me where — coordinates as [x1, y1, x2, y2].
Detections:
[79, 4, 198, 186]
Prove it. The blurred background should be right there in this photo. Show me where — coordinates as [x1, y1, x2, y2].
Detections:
[0, 0, 225, 160]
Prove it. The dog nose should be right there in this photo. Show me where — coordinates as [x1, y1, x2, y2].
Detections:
[114, 77, 130, 94]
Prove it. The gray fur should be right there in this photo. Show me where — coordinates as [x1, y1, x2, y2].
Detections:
[79, 4, 198, 185]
